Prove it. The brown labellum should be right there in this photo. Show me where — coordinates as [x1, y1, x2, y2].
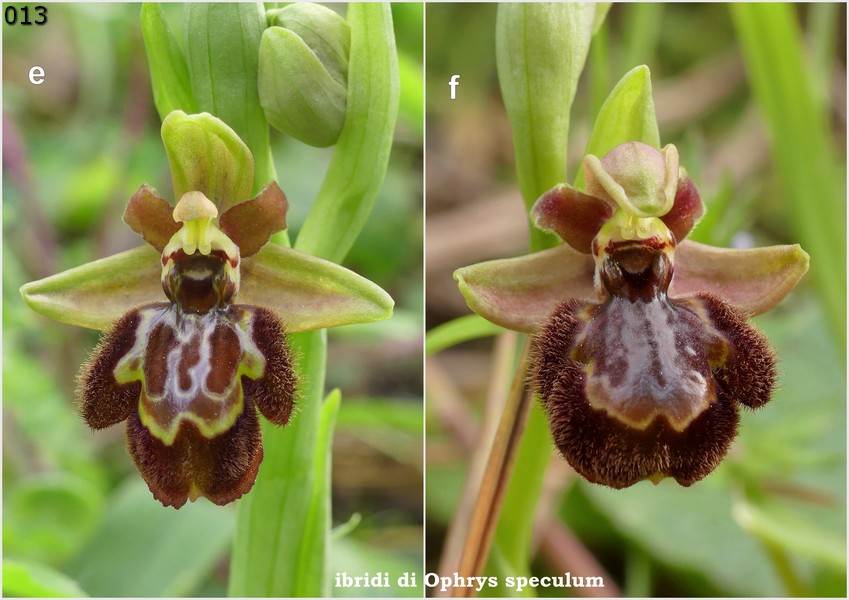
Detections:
[532, 242, 776, 488]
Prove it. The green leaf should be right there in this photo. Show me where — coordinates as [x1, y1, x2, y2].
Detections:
[3, 560, 88, 598]
[426, 314, 504, 355]
[20, 245, 162, 331]
[735, 496, 846, 571]
[161, 111, 254, 213]
[4, 474, 103, 564]
[295, 3, 400, 264]
[574, 65, 660, 190]
[68, 480, 235, 597]
[490, 403, 553, 576]
[140, 3, 197, 119]
[577, 481, 785, 597]
[294, 389, 341, 597]
[495, 2, 595, 251]
[238, 243, 394, 332]
[184, 3, 274, 195]
[259, 26, 347, 147]
[731, 4, 845, 350]
[230, 329, 327, 597]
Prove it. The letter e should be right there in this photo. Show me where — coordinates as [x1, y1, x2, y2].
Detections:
[29, 66, 45, 85]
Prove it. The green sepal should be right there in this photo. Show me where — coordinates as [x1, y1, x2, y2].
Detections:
[574, 65, 660, 190]
[259, 26, 347, 147]
[454, 244, 597, 334]
[140, 3, 197, 119]
[237, 243, 394, 332]
[161, 111, 254, 214]
[670, 240, 810, 317]
[19, 245, 163, 331]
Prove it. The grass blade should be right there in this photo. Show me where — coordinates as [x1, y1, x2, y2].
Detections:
[731, 3, 845, 350]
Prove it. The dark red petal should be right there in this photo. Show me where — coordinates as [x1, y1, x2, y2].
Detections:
[660, 175, 704, 243]
[127, 406, 263, 509]
[243, 306, 297, 425]
[123, 184, 181, 252]
[219, 182, 288, 258]
[695, 292, 777, 409]
[77, 309, 142, 429]
[532, 185, 613, 253]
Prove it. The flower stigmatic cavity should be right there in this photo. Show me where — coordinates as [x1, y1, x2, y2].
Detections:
[21, 111, 394, 507]
[455, 141, 809, 488]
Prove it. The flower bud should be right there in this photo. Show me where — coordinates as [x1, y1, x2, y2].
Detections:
[259, 4, 351, 147]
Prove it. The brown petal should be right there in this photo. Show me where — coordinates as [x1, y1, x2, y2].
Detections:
[123, 184, 182, 252]
[219, 181, 289, 257]
[127, 406, 263, 509]
[532, 184, 612, 253]
[77, 309, 143, 429]
[454, 244, 598, 333]
[670, 240, 810, 316]
[661, 175, 704, 242]
[242, 306, 297, 425]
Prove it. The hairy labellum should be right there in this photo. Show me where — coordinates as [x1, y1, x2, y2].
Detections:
[532, 241, 776, 488]
[78, 191, 296, 508]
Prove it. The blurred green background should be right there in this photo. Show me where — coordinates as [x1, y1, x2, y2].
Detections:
[3, 3, 422, 597]
[426, 3, 846, 597]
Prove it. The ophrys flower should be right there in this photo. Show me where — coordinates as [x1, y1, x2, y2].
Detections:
[455, 141, 809, 488]
[21, 111, 393, 507]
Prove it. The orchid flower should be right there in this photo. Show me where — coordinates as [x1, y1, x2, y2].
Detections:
[455, 141, 809, 488]
[20, 111, 393, 508]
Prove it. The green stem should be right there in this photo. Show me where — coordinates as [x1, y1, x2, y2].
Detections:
[489, 2, 596, 582]
[231, 5, 399, 596]
[296, 3, 400, 264]
[229, 330, 327, 597]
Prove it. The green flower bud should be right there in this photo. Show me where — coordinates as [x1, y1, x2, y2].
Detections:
[259, 4, 351, 147]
